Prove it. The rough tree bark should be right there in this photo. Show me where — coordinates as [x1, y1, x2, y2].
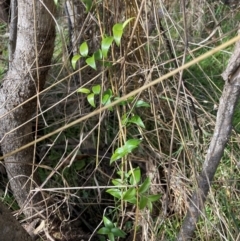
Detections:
[0, 0, 56, 218]
[177, 28, 240, 240]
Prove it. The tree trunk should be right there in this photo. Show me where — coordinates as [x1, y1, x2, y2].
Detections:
[0, 201, 33, 241]
[0, 0, 56, 218]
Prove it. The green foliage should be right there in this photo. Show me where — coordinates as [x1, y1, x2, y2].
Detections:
[110, 139, 141, 163]
[106, 167, 161, 211]
[98, 216, 126, 241]
[77, 84, 112, 108]
[71, 18, 133, 70]
[112, 18, 134, 46]
[101, 36, 114, 58]
[82, 0, 92, 12]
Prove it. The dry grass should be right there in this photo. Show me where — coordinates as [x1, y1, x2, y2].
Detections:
[1, 0, 240, 240]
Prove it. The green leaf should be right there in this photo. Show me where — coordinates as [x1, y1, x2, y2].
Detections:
[112, 179, 124, 186]
[110, 228, 126, 238]
[79, 42, 89, 57]
[86, 55, 96, 70]
[126, 196, 137, 204]
[94, 49, 103, 60]
[129, 167, 141, 185]
[123, 17, 134, 29]
[138, 177, 150, 194]
[106, 188, 122, 199]
[148, 194, 161, 202]
[123, 187, 136, 201]
[54, 0, 58, 5]
[121, 113, 128, 125]
[92, 85, 101, 94]
[139, 195, 148, 210]
[147, 200, 153, 212]
[102, 89, 112, 106]
[112, 23, 123, 46]
[114, 97, 127, 106]
[82, 0, 92, 12]
[103, 216, 114, 229]
[98, 227, 110, 235]
[77, 88, 91, 94]
[135, 100, 150, 108]
[110, 139, 141, 164]
[124, 139, 141, 153]
[87, 93, 95, 107]
[73, 160, 86, 171]
[101, 36, 114, 58]
[128, 115, 145, 128]
[71, 54, 81, 70]
[110, 146, 126, 163]
[103, 61, 112, 67]
[108, 232, 115, 241]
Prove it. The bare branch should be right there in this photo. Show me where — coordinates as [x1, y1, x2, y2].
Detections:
[177, 31, 240, 240]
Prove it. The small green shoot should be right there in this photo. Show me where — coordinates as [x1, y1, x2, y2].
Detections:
[86, 55, 96, 70]
[71, 54, 81, 70]
[112, 18, 134, 46]
[77, 85, 113, 108]
[122, 114, 145, 128]
[101, 36, 114, 58]
[82, 0, 92, 12]
[106, 167, 161, 211]
[98, 216, 126, 241]
[110, 139, 141, 163]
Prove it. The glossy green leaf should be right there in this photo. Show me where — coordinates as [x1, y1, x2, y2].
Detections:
[92, 84, 101, 94]
[82, 0, 92, 12]
[123, 187, 136, 201]
[123, 18, 134, 29]
[79, 42, 89, 57]
[110, 228, 126, 238]
[106, 188, 122, 199]
[102, 89, 112, 105]
[135, 100, 150, 108]
[98, 227, 110, 235]
[128, 115, 145, 128]
[138, 177, 150, 194]
[86, 55, 96, 70]
[87, 93, 95, 107]
[110, 139, 140, 164]
[139, 195, 148, 209]
[124, 139, 141, 152]
[110, 146, 126, 163]
[148, 194, 161, 202]
[129, 167, 141, 185]
[77, 88, 91, 94]
[101, 36, 114, 58]
[71, 54, 81, 70]
[94, 49, 103, 60]
[112, 23, 123, 46]
[103, 216, 114, 229]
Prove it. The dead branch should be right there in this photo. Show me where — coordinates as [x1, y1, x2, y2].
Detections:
[176, 30, 240, 240]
